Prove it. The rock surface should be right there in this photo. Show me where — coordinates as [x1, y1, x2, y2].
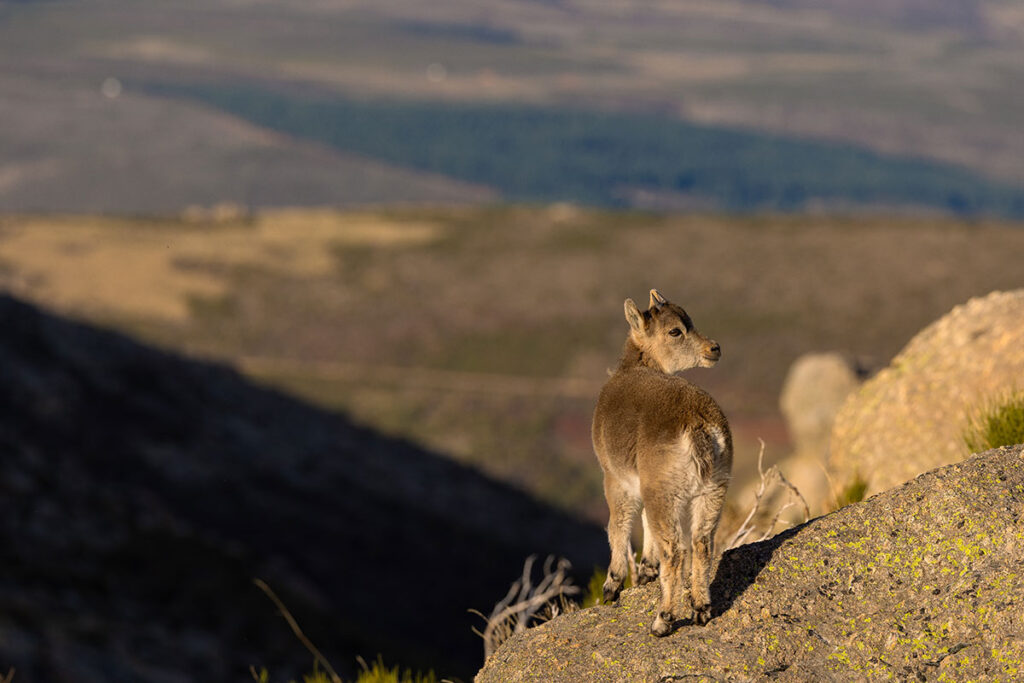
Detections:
[0, 295, 606, 681]
[477, 444, 1024, 682]
[830, 289, 1024, 496]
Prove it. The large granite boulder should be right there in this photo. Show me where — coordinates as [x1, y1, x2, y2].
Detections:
[830, 289, 1024, 496]
[477, 444, 1024, 682]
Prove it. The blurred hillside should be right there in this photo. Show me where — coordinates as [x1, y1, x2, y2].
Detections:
[3, 207, 1023, 522]
[2, 0, 1024, 214]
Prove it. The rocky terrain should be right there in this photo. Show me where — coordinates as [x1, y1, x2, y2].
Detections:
[0, 295, 607, 681]
[831, 289, 1024, 496]
[478, 444, 1024, 682]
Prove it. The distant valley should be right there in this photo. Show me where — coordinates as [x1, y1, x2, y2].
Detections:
[1, 0, 1023, 214]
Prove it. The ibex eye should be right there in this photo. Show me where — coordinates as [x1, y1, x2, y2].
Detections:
[668, 328, 682, 337]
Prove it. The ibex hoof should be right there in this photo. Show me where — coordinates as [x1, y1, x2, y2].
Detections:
[602, 583, 622, 603]
[692, 604, 712, 625]
[637, 559, 660, 585]
[650, 611, 677, 637]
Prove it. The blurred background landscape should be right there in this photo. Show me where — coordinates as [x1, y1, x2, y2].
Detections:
[1, 0, 1023, 681]
[4, 0, 1024, 214]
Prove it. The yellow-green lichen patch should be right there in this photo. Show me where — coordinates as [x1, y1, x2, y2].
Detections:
[992, 646, 1024, 677]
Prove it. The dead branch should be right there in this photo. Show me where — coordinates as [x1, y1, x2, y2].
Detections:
[470, 555, 581, 660]
[726, 440, 810, 550]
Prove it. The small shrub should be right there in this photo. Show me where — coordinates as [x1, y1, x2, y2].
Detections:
[963, 390, 1024, 453]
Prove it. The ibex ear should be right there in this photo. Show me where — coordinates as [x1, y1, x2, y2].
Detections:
[649, 289, 667, 310]
[624, 298, 646, 334]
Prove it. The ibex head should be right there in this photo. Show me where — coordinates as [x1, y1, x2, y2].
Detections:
[623, 289, 721, 373]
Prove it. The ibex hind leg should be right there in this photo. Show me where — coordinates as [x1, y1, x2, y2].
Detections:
[638, 508, 660, 585]
[689, 483, 728, 624]
[602, 476, 641, 603]
[646, 495, 692, 637]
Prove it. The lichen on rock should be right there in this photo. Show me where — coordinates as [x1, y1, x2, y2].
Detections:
[477, 444, 1024, 682]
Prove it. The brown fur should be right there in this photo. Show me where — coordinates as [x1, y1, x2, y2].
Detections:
[592, 289, 732, 636]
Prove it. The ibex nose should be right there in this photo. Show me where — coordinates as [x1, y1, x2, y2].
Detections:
[708, 342, 721, 358]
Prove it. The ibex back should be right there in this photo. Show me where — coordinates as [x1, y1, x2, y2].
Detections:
[592, 289, 732, 637]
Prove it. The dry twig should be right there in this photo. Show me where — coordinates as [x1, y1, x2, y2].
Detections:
[726, 439, 810, 550]
[470, 555, 580, 660]
[253, 578, 342, 683]
[816, 459, 844, 512]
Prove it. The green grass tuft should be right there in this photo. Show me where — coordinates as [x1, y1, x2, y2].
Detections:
[302, 665, 335, 683]
[583, 566, 606, 608]
[354, 656, 438, 683]
[251, 658, 439, 683]
[582, 551, 646, 608]
[963, 390, 1024, 453]
[835, 475, 869, 509]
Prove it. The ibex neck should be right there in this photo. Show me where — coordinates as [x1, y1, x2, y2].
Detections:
[618, 338, 663, 372]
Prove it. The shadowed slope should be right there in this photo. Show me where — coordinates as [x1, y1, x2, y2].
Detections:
[0, 295, 605, 681]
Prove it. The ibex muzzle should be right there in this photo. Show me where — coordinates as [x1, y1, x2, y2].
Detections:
[592, 289, 732, 636]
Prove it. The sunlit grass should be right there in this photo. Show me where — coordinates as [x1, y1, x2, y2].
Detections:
[834, 475, 869, 509]
[351, 657, 438, 683]
[251, 580, 443, 683]
[0, 212, 441, 321]
[250, 659, 438, 683]
[963, 390, 1024, 453]
[582, 566, 606, 608]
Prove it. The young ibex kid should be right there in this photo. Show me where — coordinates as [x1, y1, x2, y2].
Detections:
[592, 289, 732, 636]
